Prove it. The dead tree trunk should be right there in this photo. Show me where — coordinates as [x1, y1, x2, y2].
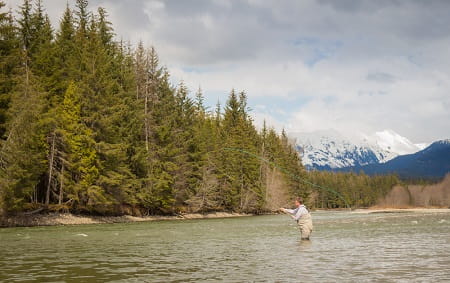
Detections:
[144, 87, 149, 152]
[45, 131, 56, 205]
[58, 163, 64, 205]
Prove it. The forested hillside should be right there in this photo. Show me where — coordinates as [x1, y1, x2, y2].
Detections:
[0, 0, 409, 216]
[0, 0, 306, 215]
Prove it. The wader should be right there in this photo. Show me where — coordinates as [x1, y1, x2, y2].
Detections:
[297, 213, 313, 240]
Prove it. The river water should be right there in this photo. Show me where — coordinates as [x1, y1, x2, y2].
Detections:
[1, 211, 449, 282]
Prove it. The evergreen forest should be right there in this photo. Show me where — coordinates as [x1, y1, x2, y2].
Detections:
[0, 1, 400, 215]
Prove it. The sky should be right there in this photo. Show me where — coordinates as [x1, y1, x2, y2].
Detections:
[5, 0, 450, 143]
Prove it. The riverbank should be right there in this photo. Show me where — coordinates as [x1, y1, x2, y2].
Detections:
[3, 207, 449, 228]
[0, 212, 252, 228]
[352, 207, 450, 214]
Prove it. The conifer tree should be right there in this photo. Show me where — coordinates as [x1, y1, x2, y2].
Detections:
[51, 4, 76, 96]
[60, 82, 103, 209]
[218, 90, 262, 211]
[0, 3, 20, 139]
[17, 0, 32, 52]
[97, 7, 113, 50]
[75, 0, 89, 36]
[186, 90, 222, 212]
[142, 71, 178, 213]
[29, 0, 47, 57]
[0, 56, 47, 211]
[172, 82, 195, 206]
[30, 5, 54, 90]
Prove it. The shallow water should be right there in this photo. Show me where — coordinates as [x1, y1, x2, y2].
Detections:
[1, 211, 449, 282]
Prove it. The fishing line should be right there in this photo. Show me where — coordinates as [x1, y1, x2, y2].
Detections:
[220, 147, 351, 210]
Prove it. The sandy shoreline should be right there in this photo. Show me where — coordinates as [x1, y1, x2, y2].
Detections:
[0, 212, 252, 228]
[2, 207, 449, 228]
[351, 207, 450, 214]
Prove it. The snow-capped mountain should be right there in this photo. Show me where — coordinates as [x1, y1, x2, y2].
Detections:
[291, 129, 423, 170]
[362, 130, 422, 155]
[338, 139, 450, 179]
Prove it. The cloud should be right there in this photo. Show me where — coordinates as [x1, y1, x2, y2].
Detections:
[366, 72, 396, 84]
[4, 0, 450, 142]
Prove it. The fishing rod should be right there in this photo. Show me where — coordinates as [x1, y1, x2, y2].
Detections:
[220, 147, 352, 210]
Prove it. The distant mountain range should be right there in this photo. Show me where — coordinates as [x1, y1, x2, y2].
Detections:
[291, 129, 448, 179]
[291, 129, 420, 170]
[337, 140, 450, 179]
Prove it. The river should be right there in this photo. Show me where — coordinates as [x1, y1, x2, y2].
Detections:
[1, 211, 449, 282]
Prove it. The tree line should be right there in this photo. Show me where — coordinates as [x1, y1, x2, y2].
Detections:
[0, 0, 402, 215]
[305, 171, 400, 208]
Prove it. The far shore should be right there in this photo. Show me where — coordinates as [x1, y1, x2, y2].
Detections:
[2, 207, 449, 228]
[314, 207, 450, 214]
[351, 207, 450, 214]
[0, 212, 253, 228]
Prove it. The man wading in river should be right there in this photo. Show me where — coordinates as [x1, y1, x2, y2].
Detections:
[280, 197, 313, 240]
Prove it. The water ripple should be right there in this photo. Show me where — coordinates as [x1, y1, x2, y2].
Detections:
[1, 212, 449, 282]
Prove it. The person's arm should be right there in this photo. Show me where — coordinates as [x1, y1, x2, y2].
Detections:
[281, 207, 298, 215]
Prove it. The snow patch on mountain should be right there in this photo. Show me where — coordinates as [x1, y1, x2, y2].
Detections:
[362, 129, 421, 155]
[291, 129, 424, 170]
[291, 130, 395, 170]
[415, 143, 430, 150]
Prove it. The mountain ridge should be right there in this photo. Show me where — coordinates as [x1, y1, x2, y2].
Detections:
[336, 139, 450, 179]
[291, 129, 420, 170]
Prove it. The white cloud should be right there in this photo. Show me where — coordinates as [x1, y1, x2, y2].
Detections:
[4, 0, 450, 142]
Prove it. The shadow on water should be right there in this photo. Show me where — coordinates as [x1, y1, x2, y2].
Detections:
[297, 239, 313, 250]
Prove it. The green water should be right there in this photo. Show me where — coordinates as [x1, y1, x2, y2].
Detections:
[1, 211, 449, 282]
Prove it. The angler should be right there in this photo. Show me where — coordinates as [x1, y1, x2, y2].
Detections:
[281, 197, 313, 240]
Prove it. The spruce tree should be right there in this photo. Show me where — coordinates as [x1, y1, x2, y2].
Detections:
[60, 82, 103, 209]
[144, 70, 178, 213]
[0, 3, 20, 139]
[75, 0, 89, 37]
[17, 0, 32, 52]
[219, 90, 262, 211]
[51, 4, 76, 97]
[97, 7, 114, 50]
[0, 57, 47, 211]
[30, 9, 55, 91]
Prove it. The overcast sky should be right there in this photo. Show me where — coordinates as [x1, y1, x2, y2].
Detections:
[5, 0, 450, 143]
